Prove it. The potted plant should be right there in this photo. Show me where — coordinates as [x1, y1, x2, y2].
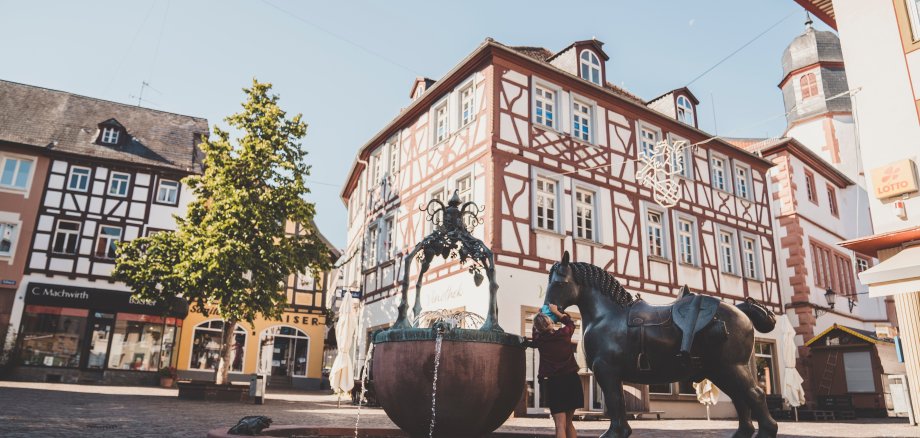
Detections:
[158, 366, 177, 388]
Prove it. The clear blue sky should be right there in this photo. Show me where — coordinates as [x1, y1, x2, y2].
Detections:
[0, 0, 832, 248]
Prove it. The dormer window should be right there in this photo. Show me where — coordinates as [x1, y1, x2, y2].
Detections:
[579, 50, 601, 85]
[101, 127, 120, 144]
[96, 118, 126, 146]
[676, 95, 694, 125]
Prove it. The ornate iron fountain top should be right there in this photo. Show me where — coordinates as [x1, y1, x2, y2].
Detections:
[391, 191, 503, 332]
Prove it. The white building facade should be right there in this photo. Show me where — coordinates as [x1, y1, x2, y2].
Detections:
[341, 39, 789, 417]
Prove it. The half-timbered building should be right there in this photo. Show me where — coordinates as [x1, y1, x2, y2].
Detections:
[341, 38, 788, 417]
[0, 80, 208, 385]
[175, 221, 340, 390]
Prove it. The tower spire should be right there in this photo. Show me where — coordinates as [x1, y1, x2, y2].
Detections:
[805, 11, 814, 30]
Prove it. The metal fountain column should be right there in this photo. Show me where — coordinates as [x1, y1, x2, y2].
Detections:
[392, 191, 502, 332]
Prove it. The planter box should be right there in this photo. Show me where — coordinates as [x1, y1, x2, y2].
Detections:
[177, 381, 250, 402]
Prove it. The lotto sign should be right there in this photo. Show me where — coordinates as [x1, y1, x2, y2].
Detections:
[870, 159, 919, 199]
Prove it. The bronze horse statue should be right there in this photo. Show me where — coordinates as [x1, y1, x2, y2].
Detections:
[544, 252, 778, 438]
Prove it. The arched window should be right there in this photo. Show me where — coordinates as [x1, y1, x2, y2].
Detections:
[189, 320, 247, 373]
[579, 50, 601, 85]
[676, 96, 694, 125]
[800, 73, 819, 100]
[259, 325, 311, 377]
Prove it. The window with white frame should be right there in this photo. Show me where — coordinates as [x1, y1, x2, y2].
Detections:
[676, 217, 696, 265]
[676, 95, 694, 125]
[366, 224, 378, 267]
[719, 230, 738, 275]
[579, 50, 601, 85]
[387, 137, 400, 177]
[95, 225, 122, 259]
[742, 236, 760, 279]
[646, 209, 666, 258]
[0, 223, 17, 257]
[572, 100, 592, 143]
[101, 127, 120, 144]
[0, 156, 34, 190]
[68, 167, 91, 191]
[383, 216, 395, 259]
[711, 156, 727, 191]
[535, 177, 557, 231]
[459, 84, 475, 127]
[856, 257, 870, 273]
[430, 186, 446, 204]
[534, 85, 556, 129]
[108, 172, 131, 197]
[434, 101, 449, 143]
[156, 179, 179, 204]
[670, 137, 692, 178]
[908, 0, 920, 40]
[734, 164, 751, 199]
[639, 126, 659, 159]
[370, 149, 383, 185]
[574, 188, 595, 241]
[52, 221, 81, 254]
[455, 173, 473, 204]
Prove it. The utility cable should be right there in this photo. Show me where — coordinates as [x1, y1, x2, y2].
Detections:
[259, 0, 421, 76]
[685, 10, 797, 87]
[102, 0, 159, 94]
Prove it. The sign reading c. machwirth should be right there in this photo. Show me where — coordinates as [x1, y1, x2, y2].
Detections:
[25, 283, 185, 317]
[870, 159, 919, 199]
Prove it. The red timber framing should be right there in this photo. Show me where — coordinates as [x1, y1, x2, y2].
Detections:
[343, 40, 783, 312]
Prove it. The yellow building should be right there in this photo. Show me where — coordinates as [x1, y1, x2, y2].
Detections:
[175, 222, 339, 390]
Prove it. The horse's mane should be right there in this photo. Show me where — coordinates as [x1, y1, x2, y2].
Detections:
[550, 262, 634, 307]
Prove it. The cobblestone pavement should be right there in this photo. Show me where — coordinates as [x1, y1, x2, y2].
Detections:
[0, 381, 917, 437]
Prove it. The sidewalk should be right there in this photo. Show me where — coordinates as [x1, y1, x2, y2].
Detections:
[0, 381, 916, 437]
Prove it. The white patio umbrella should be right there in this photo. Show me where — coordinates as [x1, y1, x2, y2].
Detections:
[694, 379, 720, 420]
[780, 314, 806, 420]
[329, 292, 357, 404]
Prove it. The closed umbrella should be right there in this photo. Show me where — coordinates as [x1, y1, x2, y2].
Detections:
[780, 315, 806, 420]
[329, 292, 357, 404]
[694, 379, 720, 420]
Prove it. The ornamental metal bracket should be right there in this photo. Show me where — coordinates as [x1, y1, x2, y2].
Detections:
[392, 190, 502, 332]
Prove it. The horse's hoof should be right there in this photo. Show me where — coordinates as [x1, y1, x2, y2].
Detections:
[754, 430, 778, 438]
[730, 430, 755, 438]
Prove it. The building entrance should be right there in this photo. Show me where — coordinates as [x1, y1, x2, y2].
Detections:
[83, 312, 114, 370]
[259, 326, 309, 378]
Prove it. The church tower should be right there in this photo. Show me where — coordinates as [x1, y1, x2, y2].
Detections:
[780, 16, 862, 185]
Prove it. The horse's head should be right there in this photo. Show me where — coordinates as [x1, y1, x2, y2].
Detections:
[545, 251, 580, 311]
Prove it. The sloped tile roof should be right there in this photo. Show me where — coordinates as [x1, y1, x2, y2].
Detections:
[0, 80, 209, 173]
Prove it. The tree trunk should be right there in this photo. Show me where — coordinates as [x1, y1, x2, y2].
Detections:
[214, 319, 238, 385]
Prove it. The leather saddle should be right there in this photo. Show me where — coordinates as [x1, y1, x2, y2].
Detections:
[627, 286, 720, 371]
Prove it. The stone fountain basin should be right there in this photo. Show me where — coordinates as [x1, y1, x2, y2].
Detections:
[371, 328, 526, 438]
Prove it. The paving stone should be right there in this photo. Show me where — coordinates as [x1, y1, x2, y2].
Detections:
[0, 381, 916, 437]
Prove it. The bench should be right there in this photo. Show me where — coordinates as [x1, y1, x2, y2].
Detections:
[629, 411, 664, 420]
[572, 410, 664, 421]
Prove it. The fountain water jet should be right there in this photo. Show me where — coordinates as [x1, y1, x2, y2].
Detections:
[354, 342, 375, 438]
[428, 330, 443, 438]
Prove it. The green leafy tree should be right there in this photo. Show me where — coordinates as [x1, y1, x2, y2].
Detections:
[114, 80, 331, 384]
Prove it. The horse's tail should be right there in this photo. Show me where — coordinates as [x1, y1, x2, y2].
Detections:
[735, 297, 776, 333]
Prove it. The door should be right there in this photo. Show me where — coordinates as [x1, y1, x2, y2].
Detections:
[271, 337, 291, 377]
[83, 312, 114, 370]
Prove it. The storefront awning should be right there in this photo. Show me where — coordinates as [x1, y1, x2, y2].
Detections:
[859, 245, 920, 298]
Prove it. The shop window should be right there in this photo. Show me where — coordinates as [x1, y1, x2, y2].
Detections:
[752, 341, 777, 395]
[258, 326, 310, 377]
[107, 313, 178, 371]
[18, 305, 88, 368]
[189, 320, 247, 373]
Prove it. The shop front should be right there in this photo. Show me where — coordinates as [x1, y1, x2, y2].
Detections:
[12, 282, 186, 385]
[176, 309, 326, 390]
